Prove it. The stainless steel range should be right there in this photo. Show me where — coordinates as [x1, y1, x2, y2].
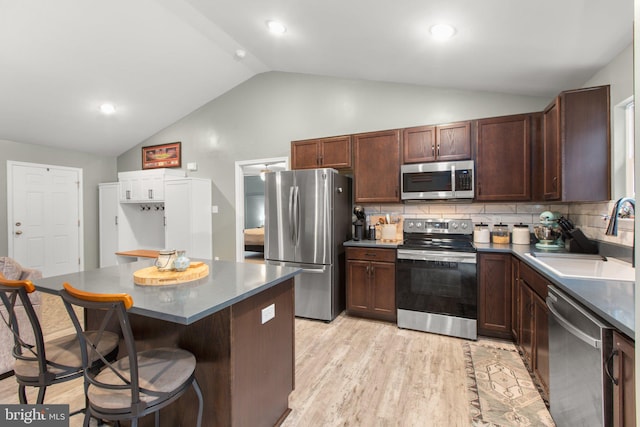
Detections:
[396, 218, 477, 340]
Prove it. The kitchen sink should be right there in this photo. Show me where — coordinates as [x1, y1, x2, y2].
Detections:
[524, 252, 635, 282]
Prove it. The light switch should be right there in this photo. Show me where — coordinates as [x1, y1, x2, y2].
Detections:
[261, 304, 275, 324]
[211, 205, 218, 213]
[187, 162, 198, 171]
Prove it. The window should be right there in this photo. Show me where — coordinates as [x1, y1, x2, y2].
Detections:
[625, 99, 634, 197]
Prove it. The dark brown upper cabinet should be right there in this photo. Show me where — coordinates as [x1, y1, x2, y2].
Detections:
[402, 121, 471, 163]
[353, 129, 401, 203]
[475, 114, 532, 201]
[541, 85, 610, 201]
[291, 135, 352, 170]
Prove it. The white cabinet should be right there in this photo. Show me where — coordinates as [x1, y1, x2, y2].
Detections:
[118, 169, 184, 203]
[165, 179, 212, 259]
[98, 183, 119, 267]
[99, 176, 212, 266]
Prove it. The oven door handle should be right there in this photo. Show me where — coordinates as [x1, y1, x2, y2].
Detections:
[397, 249, 476, 264]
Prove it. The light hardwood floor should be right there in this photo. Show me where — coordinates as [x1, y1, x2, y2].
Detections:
[0, 295, 500, 426]
[282, 314, 471, 426]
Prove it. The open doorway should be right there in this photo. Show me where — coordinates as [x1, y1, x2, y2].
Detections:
[234, 157, 288, 262]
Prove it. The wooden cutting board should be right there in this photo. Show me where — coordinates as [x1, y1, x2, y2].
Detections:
[133, 262, 209, 286]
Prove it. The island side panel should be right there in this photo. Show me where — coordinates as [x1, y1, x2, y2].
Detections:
[86, 306, 233, 426]
[231, 278, 295, 427]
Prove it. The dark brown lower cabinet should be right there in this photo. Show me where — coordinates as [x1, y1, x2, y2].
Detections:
[532, 291, 549, 392]
[612, 331, 635, 427]
[478, 253, 512, 338]
[346, 247, 396, 322]
[510, 256, 520, 341]
[517, 262, 549, 394]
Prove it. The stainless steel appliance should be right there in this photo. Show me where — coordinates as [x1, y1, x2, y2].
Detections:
[547, 285, 613, 426]
[265, 168, 351, 321]
[401, 160, 474, 200]
[396, 218, 477, 340]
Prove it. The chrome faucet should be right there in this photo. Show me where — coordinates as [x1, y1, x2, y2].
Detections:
[605, 197, 635, 236]
[606, 197, 635, 267]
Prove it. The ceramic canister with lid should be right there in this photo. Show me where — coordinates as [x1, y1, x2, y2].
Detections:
[512, 223, 531, 245]
[473, 223, 490, 243]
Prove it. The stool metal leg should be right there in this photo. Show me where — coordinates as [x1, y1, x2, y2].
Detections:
[193, 378, 204, 427]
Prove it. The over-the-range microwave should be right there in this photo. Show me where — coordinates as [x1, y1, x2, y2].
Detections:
[401, 159, 474, 201]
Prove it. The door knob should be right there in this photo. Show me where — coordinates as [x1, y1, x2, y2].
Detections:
[15, 231, 22, 235]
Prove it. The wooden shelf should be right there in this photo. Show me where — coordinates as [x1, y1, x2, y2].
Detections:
[115, 249, 160, 259]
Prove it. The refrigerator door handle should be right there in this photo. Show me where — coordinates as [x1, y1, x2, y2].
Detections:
[288, 186, 296, 243]
[293, 185, 300, 245]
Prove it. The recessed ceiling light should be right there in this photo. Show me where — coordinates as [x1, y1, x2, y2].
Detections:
[99, 103, 116, 115]
[234, 49, 247, 60]
[430, 24, 456, 40]
[266, 20, 287, 35]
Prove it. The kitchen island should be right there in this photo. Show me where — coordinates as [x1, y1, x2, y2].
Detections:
[34, 259, 301, 427]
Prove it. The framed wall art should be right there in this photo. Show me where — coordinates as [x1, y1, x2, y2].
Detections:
[142, 142, 182, 170]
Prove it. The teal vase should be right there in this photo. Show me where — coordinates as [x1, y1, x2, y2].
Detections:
[174, 251, 190, 272]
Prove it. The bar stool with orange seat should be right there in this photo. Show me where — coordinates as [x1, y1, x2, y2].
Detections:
[0, 274, 119, 405]
[60, 282, 203, 427]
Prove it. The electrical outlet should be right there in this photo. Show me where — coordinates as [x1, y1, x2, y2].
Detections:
[261, 304, 275, 324]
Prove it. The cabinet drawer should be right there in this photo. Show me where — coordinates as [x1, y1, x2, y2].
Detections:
[519, 262, 549, 299]
[346, 247, 396, 263]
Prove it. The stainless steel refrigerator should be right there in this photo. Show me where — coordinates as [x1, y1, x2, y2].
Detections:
[265, 168, 351, 321]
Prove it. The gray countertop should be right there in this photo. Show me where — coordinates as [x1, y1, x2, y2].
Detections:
[34, 259, 301, 325]
[343, 239, 401, 248]
[345, 239, 635, 339]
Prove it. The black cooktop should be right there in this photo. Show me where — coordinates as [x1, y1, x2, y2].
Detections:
[399, 218, 475, 252]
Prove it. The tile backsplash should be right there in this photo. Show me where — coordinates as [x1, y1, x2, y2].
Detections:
[360, 200, 635, 248]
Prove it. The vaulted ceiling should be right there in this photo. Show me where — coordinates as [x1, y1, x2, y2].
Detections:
[0, 0, 633, 156]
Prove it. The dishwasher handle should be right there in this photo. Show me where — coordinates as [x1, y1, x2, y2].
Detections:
[547, 296, 602, 349]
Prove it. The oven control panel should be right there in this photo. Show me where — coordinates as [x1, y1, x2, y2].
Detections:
[403, 218, 473, 234]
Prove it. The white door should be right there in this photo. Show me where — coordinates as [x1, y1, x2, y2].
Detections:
[7, 161, 83, 277]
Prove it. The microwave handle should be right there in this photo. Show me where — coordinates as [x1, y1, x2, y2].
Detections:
[451, 165, 456, 193]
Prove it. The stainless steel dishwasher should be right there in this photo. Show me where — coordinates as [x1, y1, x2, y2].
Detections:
[547, 285, 613, 426]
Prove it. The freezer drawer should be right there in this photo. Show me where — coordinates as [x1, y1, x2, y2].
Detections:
[266, 261, 341, 321]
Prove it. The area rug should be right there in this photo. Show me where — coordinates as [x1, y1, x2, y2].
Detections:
[464, 341, 555, 426]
